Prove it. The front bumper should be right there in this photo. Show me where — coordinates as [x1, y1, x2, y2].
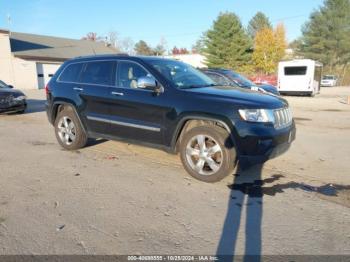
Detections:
[0, 101, 27, 113]
[321, 82, 334, 87]
[235, 121, 296, 165]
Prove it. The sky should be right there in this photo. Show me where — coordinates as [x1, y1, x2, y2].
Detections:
[0, 0, 325, 50]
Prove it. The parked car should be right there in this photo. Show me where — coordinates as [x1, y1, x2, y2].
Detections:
[0, 80, 27, 114]
[201, 68, 280, 96]
[250, 74, 277, 87]
[46, 55, 296, 183]
[321, 75, 338, 87]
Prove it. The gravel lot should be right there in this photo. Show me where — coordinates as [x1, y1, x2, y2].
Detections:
[0, 87, 349, 255]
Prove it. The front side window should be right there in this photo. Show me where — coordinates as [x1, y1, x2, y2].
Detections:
[59, 63, 84, 82]
[80, 61, 115, 86]
[117, 61, 152, 89]
[146, 59, 215, 89]
[284, 66, 307, 76]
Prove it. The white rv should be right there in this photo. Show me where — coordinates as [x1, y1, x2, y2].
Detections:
[278, 59, 323, 96]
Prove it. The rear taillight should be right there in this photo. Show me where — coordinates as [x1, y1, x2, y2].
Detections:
[45, 84, 50, 95]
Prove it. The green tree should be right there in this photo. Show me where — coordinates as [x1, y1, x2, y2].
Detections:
[134, 40, 153, 56]
[153, 44, 166, 56]
[247, 12, 272, 39]
[204, 12, 252, 69]
[298, 0, 350, 71]
[192, 32, 207, 54]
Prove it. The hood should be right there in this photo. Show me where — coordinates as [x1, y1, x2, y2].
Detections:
[258, 84, 280, 95]
[0, 88, 24, 98]
[183, 85, 287, 109]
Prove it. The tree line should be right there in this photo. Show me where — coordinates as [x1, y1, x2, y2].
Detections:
[82, 0, 350, 82]
[82, 33, 190, 56]
[200, 0, 350, 80]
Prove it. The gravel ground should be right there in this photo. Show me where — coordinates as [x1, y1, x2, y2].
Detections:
[0, 87, 349, 255]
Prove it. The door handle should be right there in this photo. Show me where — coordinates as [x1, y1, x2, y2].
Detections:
[73, 87, 84, 92]
[111, 91, 124, 96]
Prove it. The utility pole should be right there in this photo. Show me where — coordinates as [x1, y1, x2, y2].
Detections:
[7, 14, 12, 33]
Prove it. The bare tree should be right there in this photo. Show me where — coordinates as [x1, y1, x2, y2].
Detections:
[120, 37, 135, 55]
[82, 32, 104, 42]
[107, 31, 121, 52]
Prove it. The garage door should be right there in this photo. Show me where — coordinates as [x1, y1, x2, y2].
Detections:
[36, 63, 61, 89]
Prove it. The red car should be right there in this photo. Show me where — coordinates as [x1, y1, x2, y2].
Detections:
[250, 75, 277, 87]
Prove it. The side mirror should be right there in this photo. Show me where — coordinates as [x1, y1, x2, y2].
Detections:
[137, 76, 163, 94]
[7, 85, 14, 89]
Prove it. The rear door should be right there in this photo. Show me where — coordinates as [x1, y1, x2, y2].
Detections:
[77, 60, 116, 135]
[104, 60, 169, 145]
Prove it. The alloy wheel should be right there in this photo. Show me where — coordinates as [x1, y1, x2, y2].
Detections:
[57, 116, 76, 145]
[185, 134, 223, 176]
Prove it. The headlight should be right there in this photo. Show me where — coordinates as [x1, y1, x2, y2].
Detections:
[238, 109, 274, 123]
[13, 95, 26, 101]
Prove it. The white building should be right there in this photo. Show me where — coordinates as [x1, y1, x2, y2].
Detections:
[0, 29, 116, 90]
[164, 54, 207, 68]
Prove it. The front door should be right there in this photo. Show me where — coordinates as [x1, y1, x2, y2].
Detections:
[104, 60, 169, 145]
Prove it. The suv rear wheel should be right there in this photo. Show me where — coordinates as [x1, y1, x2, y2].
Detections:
[54, 106, 88, 150]
[179, 125, 237, 183]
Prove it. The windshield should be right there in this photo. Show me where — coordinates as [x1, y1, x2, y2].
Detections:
[224, 71, 254, 87]
[146, 59, 216, 89]
[322, 75, 335, 80]
[0, 80, 8, 88]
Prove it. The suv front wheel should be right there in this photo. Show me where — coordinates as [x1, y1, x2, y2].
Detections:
[179, 125, 237, 183]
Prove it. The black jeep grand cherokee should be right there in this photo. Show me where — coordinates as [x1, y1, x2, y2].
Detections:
[46, 55, 295, 182]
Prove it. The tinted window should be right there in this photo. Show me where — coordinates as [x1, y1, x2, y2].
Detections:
[81, 61, 115, 86]
[284, 66, 307, 75]
[0, 80, 8, 88]
[118, 61, 151, 89]
[59, 63, 84, 82]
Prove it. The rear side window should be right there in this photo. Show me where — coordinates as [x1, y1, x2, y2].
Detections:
[284, 66, 307, 75]
[59, 63, 84, 82]
[81, 61, 115, 86]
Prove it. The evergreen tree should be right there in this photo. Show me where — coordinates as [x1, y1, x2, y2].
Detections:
[247, 12, 272, 39]
[134, 40, 153, 56]
[192, 32, 207, 54]
[298, 0, 350, 70]
[204, 12, 252, 69]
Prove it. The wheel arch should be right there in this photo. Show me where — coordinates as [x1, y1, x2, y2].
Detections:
[52, 100, 87, 133]
[171, 115, 239, 154]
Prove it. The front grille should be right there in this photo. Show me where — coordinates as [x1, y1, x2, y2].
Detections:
[274, 107, 292, 129]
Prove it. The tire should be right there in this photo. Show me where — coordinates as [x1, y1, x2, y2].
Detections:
[309, 91, 315, 97]
[54, 106, 88, 150]
[179, 125, 237, 183]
